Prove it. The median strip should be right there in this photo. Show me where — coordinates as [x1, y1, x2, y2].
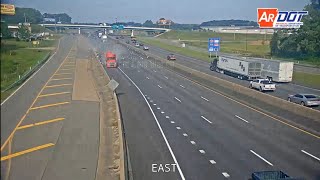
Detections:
[1, 143, 54, 161]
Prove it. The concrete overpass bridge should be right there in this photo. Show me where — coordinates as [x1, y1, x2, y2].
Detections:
[39, 23, 170, 35]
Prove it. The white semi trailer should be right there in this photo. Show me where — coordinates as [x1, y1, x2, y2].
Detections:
[210, 56, 262, 80]
[256, 59, 294, 82]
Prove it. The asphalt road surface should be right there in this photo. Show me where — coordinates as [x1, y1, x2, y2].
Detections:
[1, 35, 100, 180]
[91, 36, 320, 180]
[122, 37, 320, 111]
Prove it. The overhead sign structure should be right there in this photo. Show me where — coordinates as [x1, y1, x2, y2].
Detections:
[208, 38, 220, 58]
[1, 4, 15, 15]
[112, 25, 118, 30]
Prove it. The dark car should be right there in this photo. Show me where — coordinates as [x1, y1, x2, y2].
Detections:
[287, 94, 320, 106]
[167, 54, 176, 60]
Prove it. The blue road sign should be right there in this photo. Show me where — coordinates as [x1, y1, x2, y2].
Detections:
[112, 25, 118, 30]
[208, 37, 220, 52]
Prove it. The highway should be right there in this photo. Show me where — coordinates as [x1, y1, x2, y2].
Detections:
[91, 36, 320, 179]
[124, 37, 320, 111]
[1, 35, 101, 180]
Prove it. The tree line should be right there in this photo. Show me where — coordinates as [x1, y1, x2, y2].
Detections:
[270, 0, 320, 60]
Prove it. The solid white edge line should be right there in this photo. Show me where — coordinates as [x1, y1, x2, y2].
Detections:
[118, 67, 186, 180]
[201, 116, 213, 124]
[174, 97, 181, 103]
[222, 172, 230, 178]
[1, 38, 61, 106]
[250, 150, 274, 166]
[301, 150, 320, 161]
[200, 96, 209, 102]
[235, 115, 249, 123]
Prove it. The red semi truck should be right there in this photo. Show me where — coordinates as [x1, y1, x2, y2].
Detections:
[105, 51, 117, 68]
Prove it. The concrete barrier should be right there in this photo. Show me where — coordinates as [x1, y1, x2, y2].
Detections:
[115, 38, 320, 122]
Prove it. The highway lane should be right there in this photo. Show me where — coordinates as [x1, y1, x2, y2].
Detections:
[94, 38, 320, 179]
[123, 37, 320, 111]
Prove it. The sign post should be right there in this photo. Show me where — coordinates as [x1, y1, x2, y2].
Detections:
[208, 37, 220, 58]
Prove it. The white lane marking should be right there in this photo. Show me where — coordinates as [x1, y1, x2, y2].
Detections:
[161, 111, 165, 114]
[157, 107, 160, 110]
[201, 116, 213, 124]
[170, 121, 175, 124]
[301, 150, 320, 161]
[150, 100, 153, 103]
[209, 160, 216, 164]
[1, 38, 61, 106]
[222, 172, 230, 178]
[176, 127, 181, 130]
[146, 77, 150, 79]
[235, 115, 249, 123]
[179, 85, 185, 88]
[183, 133, 188, 137]
[199, 150, 205, 154]
[164, 76, 168, 79]
[174, 97, 182, 103]
[118, 67, 186, 180]
[165, 116, 170, 119]
[250, 150, 273, 166]
[158, 85, 162, 89]
[190, 141, 196, 145]
[153, 104, 156, 106]
[201, 96, 209, 102]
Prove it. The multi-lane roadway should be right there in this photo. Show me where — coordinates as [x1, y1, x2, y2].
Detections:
[91, 36, 320, 180]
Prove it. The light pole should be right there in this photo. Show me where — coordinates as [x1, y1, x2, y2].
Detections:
[245, 30, 248, 52]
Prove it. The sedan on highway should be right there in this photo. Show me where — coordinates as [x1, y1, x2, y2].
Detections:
[287, 94, 320, 106]
[167, 54, 176, 60]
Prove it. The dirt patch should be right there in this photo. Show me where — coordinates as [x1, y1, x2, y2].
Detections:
[72, 60, 99, 101]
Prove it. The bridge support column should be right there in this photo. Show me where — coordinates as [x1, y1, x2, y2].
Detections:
[78, 28, 81, 34]
[131, 30, 134, 37]
[104, 28, 107, 35]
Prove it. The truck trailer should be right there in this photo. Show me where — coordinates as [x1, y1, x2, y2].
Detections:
[210, 56, 262, 80]
[255, 58, 294, 82]
[105, 51, 117, 68]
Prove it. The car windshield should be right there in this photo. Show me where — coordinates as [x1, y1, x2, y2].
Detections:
[304, 95, 317, 99]
[261, 80, 273, 84]
[1, 1, 319, 180]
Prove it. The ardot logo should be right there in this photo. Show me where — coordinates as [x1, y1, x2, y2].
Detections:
[257, 8, 308, 28]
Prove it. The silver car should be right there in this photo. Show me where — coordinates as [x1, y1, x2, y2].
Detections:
[287, 94, 320, 106]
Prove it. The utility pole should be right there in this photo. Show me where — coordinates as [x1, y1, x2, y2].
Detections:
[245, 30, 248, 52]
[24, 13, 27, 23]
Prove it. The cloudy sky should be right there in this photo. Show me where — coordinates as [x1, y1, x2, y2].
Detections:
[5, 0, 309, 23]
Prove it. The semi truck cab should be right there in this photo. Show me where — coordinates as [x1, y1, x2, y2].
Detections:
[106, 51, 117, 68]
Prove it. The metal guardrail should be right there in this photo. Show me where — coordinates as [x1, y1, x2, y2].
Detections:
[1, 52, 51, 92]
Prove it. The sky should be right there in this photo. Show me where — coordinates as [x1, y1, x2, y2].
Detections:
[4, 0, 310, 24]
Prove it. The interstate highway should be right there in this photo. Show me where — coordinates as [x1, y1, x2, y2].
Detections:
[91, 36, 320, 179]
[122, 37, 320, 111]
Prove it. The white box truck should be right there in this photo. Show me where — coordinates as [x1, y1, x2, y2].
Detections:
[210, 56, 262, 80]
[258, 59, 294, 82]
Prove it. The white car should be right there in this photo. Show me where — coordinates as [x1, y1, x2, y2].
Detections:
[135, 43, 140, 47]
[249, 79, 276, 92]
[143, 46, 149, 50]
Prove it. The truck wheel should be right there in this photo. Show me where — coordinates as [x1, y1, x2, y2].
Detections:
[287, 97, 291, 102]
[240, 76, 243, 80]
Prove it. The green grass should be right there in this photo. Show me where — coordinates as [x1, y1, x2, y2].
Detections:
[1, 38, 56, 101]
[138, 37, 211, 62]
[292, 71, 320, 89]
[159, 30, 272, 41]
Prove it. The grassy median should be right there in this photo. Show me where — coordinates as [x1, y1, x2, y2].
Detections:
[293, 71, 320, 89]
[1, 36, 60, 101]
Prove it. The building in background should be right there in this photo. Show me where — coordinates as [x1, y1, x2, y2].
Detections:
[157, 18, 173, 28]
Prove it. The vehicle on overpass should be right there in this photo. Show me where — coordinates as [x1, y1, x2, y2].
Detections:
[106, 51, 117, 68]
[210, 56, 262, 80]
[167, 54, 176, 60]
[249, 79, 276, 92]
[287, 94, 320, 106]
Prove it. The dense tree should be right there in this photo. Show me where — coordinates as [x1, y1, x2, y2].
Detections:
[143, 20, 155, 27]
[2, 7, 43, 24]
[0, 22, 11, 38]
[270, 0, 320, 59]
